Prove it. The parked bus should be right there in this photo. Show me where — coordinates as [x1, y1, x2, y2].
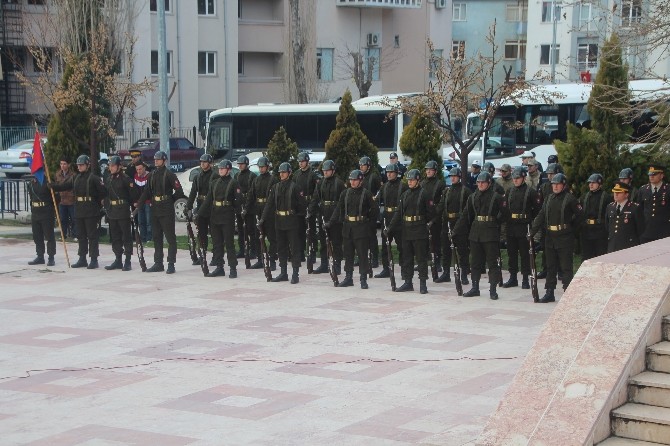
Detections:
[451, 78, 670, 170]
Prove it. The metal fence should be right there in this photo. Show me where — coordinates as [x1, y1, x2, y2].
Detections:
[0, 127, 47, 150]
[0, 178, 30, 218]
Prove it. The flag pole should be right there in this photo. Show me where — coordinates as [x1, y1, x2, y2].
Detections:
[36, 123, 71, 268]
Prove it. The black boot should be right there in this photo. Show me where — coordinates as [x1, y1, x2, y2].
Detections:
[71, 256, 88, 268]
[313, 262, 329, 274]
[490, 284, 499, 300]
[229, 267, 237, 279]
[435, 257, 442, 273]
[209, 258, 217, 267]
[87, 257, 99, 269]
[502, 274, 518, 288]
[207, 266, 225, 277]
[47, 255, 55, 266]
[337, 273, 354, 287]
[236, 248, 245, 258]
[146, 262, 164, 272]
[290, 267, 299, 284]
[461, 271, 469, 285]
[28, 255, 45, 265]
[374, 267, 390, 279]
[463, 281, 480, 297]
[537, 270, 547, 279]
[435, 270, 451, 283]
[395, 281, 414, 292]
[105, 256, 123, 270]
[270, 260, 277, 271]
[250, 259, 263, 269]
[360, 276, 368, 289]
[521, 275, 530, 289]
[166, 263, 175, 274]
[371, 251, 379, 268]
[334, 261, 341, 275]
[420, 279, 428, 294]
[539, 288, 555, 303]
[271, 265, 289, 282]
[122, 256, 132, 271]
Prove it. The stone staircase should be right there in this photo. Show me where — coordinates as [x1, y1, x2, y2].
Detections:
[598, 316, 670, 445]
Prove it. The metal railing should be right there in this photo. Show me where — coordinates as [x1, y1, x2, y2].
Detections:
[0, 126, 47, 150]
[0, 178, 30, 218]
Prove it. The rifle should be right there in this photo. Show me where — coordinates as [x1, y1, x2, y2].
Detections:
[322, 216, 339, 286]
[427, 223, 438, 281]
[185, 215, 200, 265]
[132, 217, 147, 272]
[306, 212, 315, 274]
[447, 222, 463, 296]
[258, 224, 273, 282]
[496, 247, 504, 286]
[383, 226, 396, 291]
[194, 219, 209, 277]
[527, 224, 540, 303]
[243, 206, 252, 269]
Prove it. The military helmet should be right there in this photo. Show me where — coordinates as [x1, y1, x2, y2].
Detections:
[587, 173, 603, 184]
[278, 162, 292, 173]
[257, 156, 270, 168]
[545, 163, 560, 174]
[511, 166, 527, 179]
[551, 173, 567, 185]
[406, 169, 421, 181]
[237, 155, 249, 164]
[76, 155, 90, 165]
[359, 156, 371, 166]
[619, 168, 634, 179]
[297, 152, 310, 162]
[386, 163, 399, 173]
[448, 166, 462, 176]
[483, 161, 496, 174]
[349, 169, 364, 181]
[547, 154, 559, 164]
[476, 172, 492, 183]
[109, 155, 122, 166]
[424, 160, 439, 170]
[217, 159, 233, 169]
[154, 150, 168, 161]
[199, 154, 212, 163]
[500, 163, 512, 173]
[322, 160, 336, 171]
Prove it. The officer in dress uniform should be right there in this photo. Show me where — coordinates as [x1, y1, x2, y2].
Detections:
[327, 169, 378, 289]
[388, 152, 407, 179]
[359, 156, 383, 269]
[374, 163, 408, 278]
[293, 152, 319, 263]
[606, 181, 644, 253]
[309, 160, 346, 275]
[421, 160, 445, 275]
[198, 159, 239, 278]
[235, 155, 258, 260]
[186, 154, 217, 266]
[133, 151, 186, 274]
[27, 175, 56, 266]
[260, 162, 303, 284]
[50, 155, 107, 269]
[434, 166, 472, 284]
[531, 173, 583, 303]
[503, 167, 540, 289]
[247, 156, 279, 270]
[618, 168, 640, 204]
[103, 156, 136, 271]
[387, 169, 434, 294]
[580, 173, 611, 260]
[638, 164, 670, 243]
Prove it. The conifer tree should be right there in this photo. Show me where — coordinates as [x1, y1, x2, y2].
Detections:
[399, 109, 443, 179]
[266, 126, 299, 174]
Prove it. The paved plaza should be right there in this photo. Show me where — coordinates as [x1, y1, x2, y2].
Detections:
[0, 229, 558, 445]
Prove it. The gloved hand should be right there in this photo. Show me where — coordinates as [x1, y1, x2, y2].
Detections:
[47, 182, 54, 189]
[131, 208, 138, 218]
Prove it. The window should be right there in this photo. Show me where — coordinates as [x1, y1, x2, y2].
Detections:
[151, 51, 173, 75]
[453, 3, 467, 21]
[541, 1, 561, 22]
[151, 111, 174, 134]
[198, 52, 216, 75]
[504, 40, 527, 60]
[238, 53, 244, 76]
[27, 0, 45, 5]
[429, 49, 443, 78]
[365, 47, 380, 81]
[150, 0, 171, 12]
[540, 44, 559, 65]
[579, 3, 592, 30]
[316, 48, 334, 81]
[198, 0, 215, 16]
[506, 2, 528, 22]
[621, 0, 642, 27]
[452, 41, 466, 60]
[577, 42, 598, 71]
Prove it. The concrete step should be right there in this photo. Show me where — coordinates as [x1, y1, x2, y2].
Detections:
[663, 316, 670, 341]
[648, 342, 670, 374]
[597, 437, 668, 446]
[612, 403, 670, 444]
[630, 371, 670, 408]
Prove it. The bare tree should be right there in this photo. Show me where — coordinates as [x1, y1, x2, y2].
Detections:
[337, 43, 403, 99]
[288, 0, 308, 103]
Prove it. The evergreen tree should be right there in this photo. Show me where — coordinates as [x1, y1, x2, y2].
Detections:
[399, 109, 443, 180]
[44, 106, 90, 175]
[555, 124, 603, 196]
[266, 126, 299, 175]
[325, 89, 379, 181]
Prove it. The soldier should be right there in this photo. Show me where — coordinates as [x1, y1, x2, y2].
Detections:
[235, 155, 258, 261]
[536, 163, 563, 279]
[327, 169, 378, 289]
[540, 154, 559, 184]
[495, 164, 513, 194]
[198, 160, 239, 278]
[606, 181, 643, 253]
[503, 167, 540, 289]
[133, 151, 186, 274]
[103, 156, 136, 271]
[421, 160, 445, 274]
[580, 173, 611, 260]
[260, 162, 303, 284]
[50, 155, 107, 269]
[124, 149, 150, 180]
[520, 151, 534, 166]
[359, 156, 382, 268]
[525, 159, 541, 189]
[638, 164, 670, 243]
[618, 168, 640, 204]
[531, 173, 583, 303]
[293, 152, 319, 263]
[309, 160, 346, 275]
[55, 157, 76, 240]
[27, 175, 56, 266]
[457, 171, 506, 300]
[186, 154, 217, 266]
[388, 152, 407, 179]
[434, 166, 472, 284]
[375, 163, 408, 278]
[483, 162, 505, 195]
[247, 156, 279, 270]
[467, 160, 481, 191]
[387, 169, 434, 294]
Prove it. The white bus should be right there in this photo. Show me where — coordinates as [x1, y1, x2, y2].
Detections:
[205, 94, 418, 163]
[454, 78, 670, 170]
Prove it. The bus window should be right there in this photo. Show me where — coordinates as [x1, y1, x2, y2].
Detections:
[258, 115, 286, 149]
[573, 104, 591, 128]
[485, 114, 517, 159]
[358, 112, 395, 150]
[206, 121, 231, 156]
[318, 113, 337, 149]
[232, 115, 258, 150]
[467, 115, 484, 137]
[285, 114, 319, 150]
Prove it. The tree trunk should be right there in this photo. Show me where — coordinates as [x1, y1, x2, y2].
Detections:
[289, 0, 307, 104]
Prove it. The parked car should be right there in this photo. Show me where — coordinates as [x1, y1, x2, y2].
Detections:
[173, 164, 239, 222]
[117, 137, 205, 173]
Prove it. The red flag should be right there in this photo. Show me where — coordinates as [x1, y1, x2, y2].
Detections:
[30, 131, 45, 184]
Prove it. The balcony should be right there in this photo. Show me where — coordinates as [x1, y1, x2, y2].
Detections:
[336, 0, 422, 9]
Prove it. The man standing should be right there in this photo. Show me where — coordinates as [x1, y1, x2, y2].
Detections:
[580, 173, 611, 260]
[27, 175, 56, 266]
[133, 162, 152, 243]
[536, 163, 563, 279]
[293, 152, 319, 263]
[186, 154, 217, 265]
[387, 152, 407, 179]
[55, 157, 76, 240]
[638, 164, 670, 243]
[467, 161, 482, 191]
[103, 156, 136, 271]
[375, 163, 408, 278]
[606, 181, 643, 253]
[618, 168, 639, 203]
[387, 169, 434, 294]
[134, 151, 186, 274]
[531, 173, 583, 303]
[421, 160, 445, 276]
[248, 156, 278, 270]
[359, 156, 382, 268]
[123, 149, 148, 180]
[495, 164, 513, 194]
[483, 162, 505, 195]
[525, 160, 541, 189]
[235, 155, 258, 261]
[50, 155, 107, 269]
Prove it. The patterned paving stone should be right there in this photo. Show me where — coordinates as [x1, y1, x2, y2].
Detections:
[25, 424, 197, 445]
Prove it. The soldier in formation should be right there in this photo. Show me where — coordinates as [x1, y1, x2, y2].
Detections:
[28, 174, 56, 266]
[421, 160, 445, 275]
[294, 152, 319, 264]
[235, 155, 258, 261]
[359, 156, 383, 269]
[375, 162, 408, 279]
[606, 181, 643, 253]
[579, 173, 611, 260]
[247, 156, 278, 270]
[103, 156, 136, 271]
[186, 154, 217, 266]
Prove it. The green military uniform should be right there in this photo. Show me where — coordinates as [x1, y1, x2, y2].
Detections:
[580, 178, 611, 260]
[376, 171, 408, 276]
[420, 170, 445, 272]
[104, 167, 136, 270]
[293, 156, 319, 262]
[247, 160, 279, 269]
[27, 178, 56, 266]
[360, 160, 383, 268]
[504, 174, 540, 288]
[186, 163, 217, 264]
[309, 168, 346, 273]
[235, 164, 258, 258]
